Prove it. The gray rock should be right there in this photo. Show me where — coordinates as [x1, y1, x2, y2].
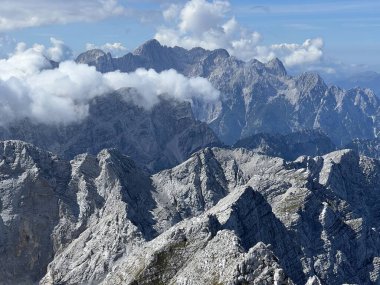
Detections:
[346, 137, 380, 160]
[0, 88, 220, 173]
[78, 39, 380, 146]
[234, 129, 336, 160]
[1, 141, 380, 284]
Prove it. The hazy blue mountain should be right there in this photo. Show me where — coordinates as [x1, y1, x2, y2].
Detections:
[328, 71, 380, 97]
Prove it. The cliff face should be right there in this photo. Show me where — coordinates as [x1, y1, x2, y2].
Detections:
[1, 140, 379, 284]
[0, 88, 220, 173]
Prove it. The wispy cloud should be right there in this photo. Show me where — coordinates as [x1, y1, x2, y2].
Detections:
[0, 0, 126, 32]
[235, 1, 380, 15]
[284, 23, 323, 31]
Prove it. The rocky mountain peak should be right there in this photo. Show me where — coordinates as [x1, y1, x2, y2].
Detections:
[75, 49, 107, 64]
[296, 71, 326, 90]
[265, 57, 287, 76]
[133, 38, 163, 56]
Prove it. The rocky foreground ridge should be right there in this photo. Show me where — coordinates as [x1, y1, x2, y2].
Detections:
[1, 140, 380, 284]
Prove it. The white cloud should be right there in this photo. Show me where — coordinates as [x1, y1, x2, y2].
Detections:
[86, 42, 128, 57]
[0, 34, 16, 58]
[46, 38, 73, 62]
[155, 0, 324, 66]
[163, 4, 181, 21]
[0, 42, 219, 125]
[0, 0, 126, 32]
[104, 68, 220, 108]
[270, 38, 324, 67]
[178, 0, 230, 35]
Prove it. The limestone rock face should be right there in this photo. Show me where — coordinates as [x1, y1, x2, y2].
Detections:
[1, 140, 379, 284]
[0, 89, 220, 173]
[0, 141, 72, 284]
[0, 140, 157, 285]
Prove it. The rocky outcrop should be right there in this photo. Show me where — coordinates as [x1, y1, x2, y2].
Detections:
[0, 140, 156, 285]
[104, 187, 294, 285]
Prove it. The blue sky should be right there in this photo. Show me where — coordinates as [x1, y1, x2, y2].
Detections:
[1, 0, 379, 73]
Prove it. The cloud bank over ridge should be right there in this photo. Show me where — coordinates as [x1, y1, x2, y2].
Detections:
[155, 0, 324, 67]
[0, 41, 219, 125]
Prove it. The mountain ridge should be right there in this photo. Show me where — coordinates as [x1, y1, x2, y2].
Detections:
[1, 140, 380, 284]
[0, 88, 221, 173]
[77, 39, 380, 146]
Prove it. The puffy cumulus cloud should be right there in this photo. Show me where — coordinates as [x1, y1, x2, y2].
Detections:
[270, 38, 324, 67]
[4, 37, 73, 64]
[0, 0, 125, 32]
[104, 68, 220, 108]
[86, 42, 128, 57]
[155, 0, 324, 66]
[46, 38, 73, 62]
[178, 0, 230, 35]
[0, 43, 219, 125]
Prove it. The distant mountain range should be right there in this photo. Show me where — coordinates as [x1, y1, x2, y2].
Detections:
[76, 39, 380, 147]
[327, 71, 380, 98]
[0, 39, 378, 169]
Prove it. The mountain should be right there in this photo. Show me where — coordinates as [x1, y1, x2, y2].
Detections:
[0, 140, 156, 285]
[330, 71, 380, 98]
[76, 39, 212, 74]
[346, 137, 380, 160]
[2, 140, 380, 284]
[234, 129, 336, 160]
[0, 88, 220, 173]
[77, 39, 380, 146]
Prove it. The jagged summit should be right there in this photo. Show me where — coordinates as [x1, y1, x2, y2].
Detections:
[295, 71, 326, 89]
[72, 39, 380, 146]
[133, 38, 163, 56]
[76, 48, 107, 63]
[265, 57, 287, 76]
